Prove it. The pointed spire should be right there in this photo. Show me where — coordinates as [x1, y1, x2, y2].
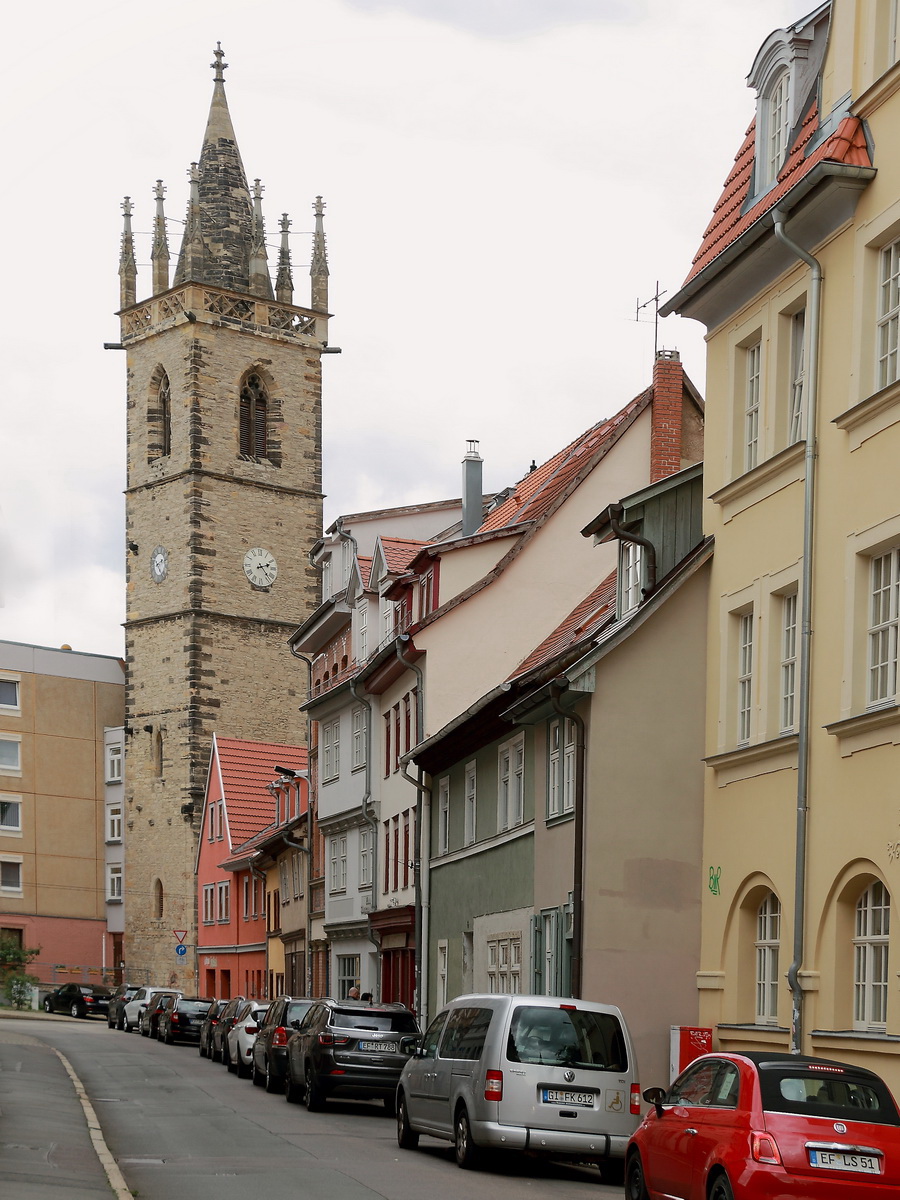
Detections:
[118, 196, 137, 308]
[275, 213, 294, 304]
[310, 195, 329, 313]
[249, 179, 274, 299]
[173, 44, 254, 291]
[177, 163, 205, 285]
[151, 180, 171, 295]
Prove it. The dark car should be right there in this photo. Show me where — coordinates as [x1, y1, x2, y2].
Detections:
[43, 983, 113, 1019]
[284, 999, 419, 1111]
[107, 983, 144, 1029]
[251, 997, 318, 1092]
[626, 1051, 900, 1200]
[210, 995, 247, 1065]
[198, 999, 228, 1058]
[138, 989, 180, 1037]
[157, 995, 215, 1045]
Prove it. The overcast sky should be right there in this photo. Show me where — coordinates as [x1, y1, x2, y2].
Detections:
[1, 0, 802, 659]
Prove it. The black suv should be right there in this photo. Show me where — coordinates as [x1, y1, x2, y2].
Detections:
[284, 1000, 419, 1112]
[157, 995, 215, 1045]
[251, 996, 318, 1092]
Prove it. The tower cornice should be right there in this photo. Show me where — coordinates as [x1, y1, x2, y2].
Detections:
[124, 466, 323, 501]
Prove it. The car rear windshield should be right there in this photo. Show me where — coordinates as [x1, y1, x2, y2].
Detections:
[506, 1005, 628, 1072]
[285, 1001, 313, 1025]
[178, 1000, 214, 1016]
[332, 1009, 418, 1033]
[760, 1066, 900, 1126]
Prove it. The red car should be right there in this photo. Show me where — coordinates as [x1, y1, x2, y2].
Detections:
[626, 1051, 900, 1198]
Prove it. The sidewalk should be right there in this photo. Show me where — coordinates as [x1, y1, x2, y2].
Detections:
[0, 1022, 120, 1199]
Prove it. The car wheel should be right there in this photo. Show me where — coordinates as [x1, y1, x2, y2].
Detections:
[116, 1010, 125, 1031]
[199, 1034, 208, 1057]
[709, 1175, 734, 1200]
[454, 1106, 481, 1170]
[383, 1093, 396, 1117]
[107, 1013, 116, 1028]
[284, 1064, 303, 1104]
[211, 1040, 222, 1063]
[396, 1093, 419, 1150]
[265, 1060, 280, 1094]
[251, 1057, 265, 1087]
[70, 1003, 82, 1019]
[237, 1055, 251, 1079]
[625, 1153, 649, 1200]
[304, 1064, 325, 1112]
[43, 997, 53, 1013]
[227, 1052, 238, 1073]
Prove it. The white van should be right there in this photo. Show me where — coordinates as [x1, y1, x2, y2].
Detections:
[396, 993, 639, 1182]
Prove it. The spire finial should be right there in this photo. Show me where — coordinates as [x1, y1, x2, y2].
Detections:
[249, 178, 273, 299]
[275, 212, 294, 304]
[310, 195, 329, 313]
[211, 42, 227, 82]
[151, 179, 171, 295]
[119, 196, 137, 308]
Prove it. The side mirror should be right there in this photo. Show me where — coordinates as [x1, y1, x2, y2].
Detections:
[399, 1035, 418, 1055]
[290, 1019, 301, 1030]
[643, 1086, 666, 1118]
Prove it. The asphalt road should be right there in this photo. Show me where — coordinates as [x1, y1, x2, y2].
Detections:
[0, 1012, 622, 1200]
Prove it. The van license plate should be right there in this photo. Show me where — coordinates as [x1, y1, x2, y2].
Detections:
[542, 1089, 593, 1107]
[360, 1040, 396, 1052]
[809, 1150, 880, 1174]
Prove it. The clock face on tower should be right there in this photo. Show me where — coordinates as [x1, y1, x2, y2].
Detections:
[150, 545, 169, 583]
[243, 547, 278, 588]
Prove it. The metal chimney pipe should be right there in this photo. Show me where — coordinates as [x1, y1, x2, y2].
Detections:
[461, 440, 483, 537]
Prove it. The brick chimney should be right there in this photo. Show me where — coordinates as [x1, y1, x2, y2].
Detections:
[650, 349, 684, 483]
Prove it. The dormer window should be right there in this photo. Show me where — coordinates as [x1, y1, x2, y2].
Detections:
[764, 70, 791, 187]
[321, 555, 332, 601]
[619, 541, 643, 616]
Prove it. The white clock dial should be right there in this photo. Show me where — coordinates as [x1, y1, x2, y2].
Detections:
[243, 547, 278, 588]
[150, 545, 168, 583]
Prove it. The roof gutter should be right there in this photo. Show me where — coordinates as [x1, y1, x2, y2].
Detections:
[771, 205, 821, 1056]
[607, 502, 657, 596]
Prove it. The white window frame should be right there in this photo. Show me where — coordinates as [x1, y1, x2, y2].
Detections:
[464, 761, 477, 846]
[0, 675, 21, 714]
[107, 863, 123, 901]
[351, 706, 366, 770]
[291, 850, 304, 898]
[337, 953, 359, 1000]
[106, 742, 123, 784]
[357, 599, 368, 661]
[216, 880, 230, 923]
[107, 804, 123, 842]
[620, 540, 643, 615]
[868, 549, 900, 706]
[755, 892, 781, 1025]
[0, 796, 22, 835]
[744, 342, 761, 471]
[329, 834, 347, 893]
[764, 69, 791, 188]
[243, 876, 251, 919]
[854, 881, 891, 1030]
[878, 238, 900, 390]
[436, 939, 448, 1009]
[780, 592, 798, 732]
[738, 610, 754, 744]
[322, 717, 341, 782]
[0, 735, 22, 776]
[486, 933, 522, 994]
[0, 856, 23, 894]
[321, 555, 332, 601]
[341, 537, 352, 586]
[203, 883, 215, 924]
[497, 733, 525, 832]
[359, 826, 372, 888]
[548, 719, 576, 819]
[437, 776, 450, 855]
[788, 309, 806, 445]
[381, 597, 396, 646]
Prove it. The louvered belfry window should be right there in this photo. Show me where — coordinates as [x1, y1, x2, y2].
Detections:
[240, 373, 268, 459]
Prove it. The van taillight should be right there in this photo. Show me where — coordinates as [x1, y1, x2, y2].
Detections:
[630, 1084, 641, 1116]
[485, 1070, 503, 1101]
[272, 1027, 288, 1047]
[752, 1131, 782, 1165]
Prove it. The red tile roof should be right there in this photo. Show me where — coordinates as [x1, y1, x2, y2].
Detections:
[478, 392, 649, 534]
[379, 537, 429, 574]
[357, 555, 373, 590]
[214, 737, 307, 848]
[508, 571, 618, 680]
[684, 105, 871, 285]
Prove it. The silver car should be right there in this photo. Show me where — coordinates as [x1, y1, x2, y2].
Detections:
[396, 993, 639, 1184]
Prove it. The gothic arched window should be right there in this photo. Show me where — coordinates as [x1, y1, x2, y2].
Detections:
[149, 370, 172, 462]
[240, 373, 268, 460]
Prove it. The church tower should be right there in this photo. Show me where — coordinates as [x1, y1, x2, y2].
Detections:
[117, 46, 329, 987]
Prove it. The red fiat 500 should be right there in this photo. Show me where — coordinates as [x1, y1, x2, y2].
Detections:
[626, 1051, 900, 1199]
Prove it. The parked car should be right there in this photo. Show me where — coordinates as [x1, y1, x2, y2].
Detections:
[138, 990, 181, 1037]
[210, 995, 247, 1065]
[198, 999, 228, 1058]
[156, 995, 215, 1045]
[396, 993, 639, 1182]
[625, 1051, 900, 1199]
[252, 996, 318, 1093]
[107, 983, 144, 1029]
[121, 985, 167, 1032]
[285, 999, 419, 1111]
[43, 983, 113, 1019]
[225, 1000, 269, 1078]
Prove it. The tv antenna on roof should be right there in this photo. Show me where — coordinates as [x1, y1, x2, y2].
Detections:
[635, 281, 668, 358]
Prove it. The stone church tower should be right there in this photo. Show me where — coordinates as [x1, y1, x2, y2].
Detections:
[117, 46, 328, 988]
